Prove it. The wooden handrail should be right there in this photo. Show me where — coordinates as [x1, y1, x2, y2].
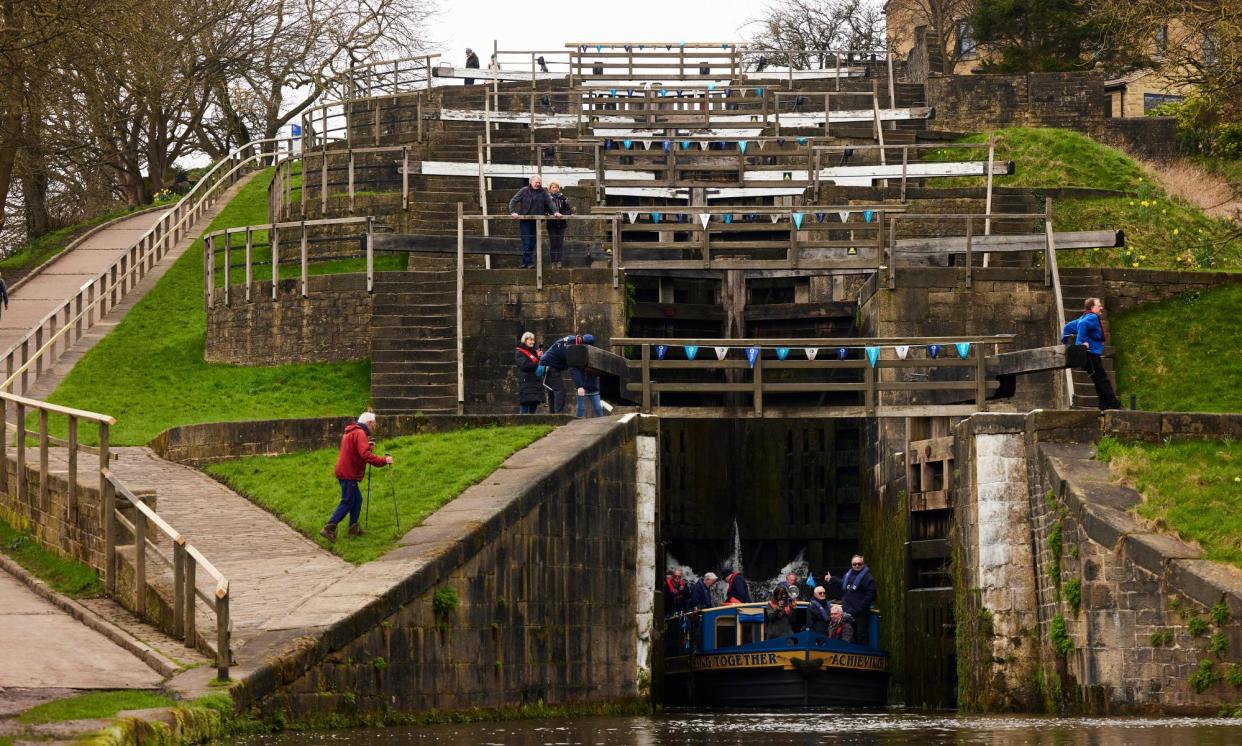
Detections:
[0, 390, 115, 425]
[612, 335, 1016, 347]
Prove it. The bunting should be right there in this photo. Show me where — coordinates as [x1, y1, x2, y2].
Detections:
[662, 140, 672, 152]
[792, 213, 805, 230]
[738, 140, 748, 154]
[698, 213, 712, 228]
[623, 140, 633, 150]
[866, 346, 880, 368]
[838, 210, 850, 222]
[685, 345, 699, 360]
[864, 210, 875, 223]
[651, 212, 662, 223]
[776, 347, 790, 360]
[837, 348, 848, 360]
[746, 347, 760, 368]
[816, 213, 826, 223]
[723, 214, 733, 224]
[627, 211, 639, 224]
[956, 342, 971, 359]
[655, 344, 668, 360]
[928, 344, 941, 359]
[681, 140, 692, 150]
[715, 346, 729, 360]
[805, 348, 819, 360]
[895, 345, 910, 360]
[770, 214, 781, 224]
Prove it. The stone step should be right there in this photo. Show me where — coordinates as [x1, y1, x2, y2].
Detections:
[372, 349, 456, 364]
[370, 337, 456, 351]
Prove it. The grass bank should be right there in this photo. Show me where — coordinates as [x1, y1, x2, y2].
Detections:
[43, 169, 371, 446]
[1098, 437, 1242, 570]
[1109, 283, 1242, 412]
[926, 127, 1241, 270]
[204, 425, 553, 564]
[0, 514, 101, 597]
[17, 690, 174, 725]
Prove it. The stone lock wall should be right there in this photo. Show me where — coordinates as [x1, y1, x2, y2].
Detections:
[1087, 268, 1242, 315]
[238, 416, 646, 719]
[0, 455, 109, 571]
[925, 72, 1107, 134]
[462, 268, 627, 412]
[205, 274, 372, 365]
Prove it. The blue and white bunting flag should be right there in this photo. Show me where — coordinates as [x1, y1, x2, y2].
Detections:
[651, 212, 662, 223]
[738, 140, 748, 154]
[715, 346, 729, 360]
[838, 210, 850, 222]
[746, 346, 760, 368]
[627, 211, 639, 224]
[805, 348, 819, 360]
[684, 345, 699, 360]
[837, 347, 849, 360]
[895, 345, 910, 360]
[655, 344, 668, 360]
[776, 347, 790, 360]
[698, 213, 712, 228]
[623, 140, 633, 149]
[723, 213, 733, 224]
[956, 342, 971, 359]
[866, 346, 880, 368]
[928, 344, 941, 359]
[864, 210, 875, 223]
[792, 213, 805, 230]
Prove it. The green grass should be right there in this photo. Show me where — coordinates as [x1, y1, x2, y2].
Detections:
[1098, 437, 1242, 570]
[203, 425, 553, 564]
[924, 127, 1146, 191]
[0, 197, 177, 275]
[17, 690, 174, 724]
[42, 169, 371, 446]
[1195, 156, 1242, 193]
[925, 127, 1242, 270]
[0, 514, 102, 597]
[1109, 283, 1242, 412]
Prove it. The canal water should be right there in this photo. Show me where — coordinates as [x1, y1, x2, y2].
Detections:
[225, 711, 1242, 745]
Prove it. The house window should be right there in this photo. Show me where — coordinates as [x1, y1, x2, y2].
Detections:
[955, 21, 977, 59]
[1144, 93, 1185, 112]
[1155, 26, 1168, 57]
[1203, 34, 1219, 66]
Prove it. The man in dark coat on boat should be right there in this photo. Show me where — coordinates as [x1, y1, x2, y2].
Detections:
[689, 572, 716, 610]
[724, 568, 751, 604]
[664, 568, 689, 613]
[765, 584, 796, 637]
[841, 554, 877, 644]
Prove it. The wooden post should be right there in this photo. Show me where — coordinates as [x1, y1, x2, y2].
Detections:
[216, 590, 231, 681]
[205, 236, 214, 310]
[611, 216, 620, 288]
[38, 410, 47, 507]
[888, 218, 897, 289]
[535, 218, 543, 291]
[0, 396, 7, 491]
[366, 217, 374, 293]
[974, 344, 987, 409]
[984, 135, 996, 267]
[300, 222, 308, 298]
[270, 225, 279, 300]
[183, 557, 196, 646]
[98, 422, 112, 592]
[864, 358, 876, 415]
[477, 136, 489, 237]
[320, 151, 328, 212]
[347, 150, 355, 213]
[67, 417, 77, 513]
[965, 217, 974, 289]
[134, 508, 147, 616]
[14, 403, 25, 507]
[456, 203, 465, 415]
[402, 147, 410, 211]
[753, 351, 764, 416]
[244, 228, 253, 303]
[641, 344, 652, 413]
[900, 147, 909, 202]
[173, 541, 185, 636]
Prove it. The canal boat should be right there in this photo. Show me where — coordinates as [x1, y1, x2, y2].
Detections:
[663, 602, 889, 707]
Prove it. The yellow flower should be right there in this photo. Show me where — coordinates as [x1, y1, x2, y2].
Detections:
[1132, 262, 1140, 267]
[1173, 228, 1179, 236]
[1129, 201, 1136, 206]
[1140, 255, 1147, 260]
[1141, 200, 1149, 207]
[1161, 209, 1167, 214]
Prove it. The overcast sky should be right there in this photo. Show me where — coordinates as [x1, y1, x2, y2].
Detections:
[429, 0, 765, 60]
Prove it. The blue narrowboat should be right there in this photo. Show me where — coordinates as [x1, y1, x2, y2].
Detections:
[663, 602, 890, 707]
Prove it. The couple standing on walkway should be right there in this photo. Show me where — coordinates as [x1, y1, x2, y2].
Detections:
[508, 177, 574, 268]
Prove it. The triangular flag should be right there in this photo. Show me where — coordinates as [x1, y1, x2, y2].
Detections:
[655, 344, 668, 360]
[776, 347, 790, 360]
[837, 348, 848, 360]
[956, 342, 971, 359]
[722, 43, 729, 50]
[746, 347, 760, 368]
[698, 213, 712, 228]
[770, 214, 780, 224]
[805, 348, 819, 360]
[723, 214, 733, 224]
[725, 88, 732, 96]
[838, 210, 850, 222]
[627, 88, 634, 96]
[738, 140, 748, 154]
[757, 140, 766, 150]
[896, 345, 910, 360]
[623, 140, 633, 150]
[659, 89, 668, 97]
[756, 87, 764, 96]
[928, 344, 941, 359]
[681, 140, 692, 150]
[685, 345, 699, 360]
[796, 136, 808, 145]
[595, 44, 603, 52]
[866, 346, 880, 368]
[627, 211, 639, 224]
[864, 210, 875, 223]
[715, 346, 729, 360]
[662, 140, 671, 152]
[651, 212, 662, 223]
[792, 213, 804, 230]
[707, 83, 716, 91]
[609, 88, 617, 97]
[815, 212, 826, 223]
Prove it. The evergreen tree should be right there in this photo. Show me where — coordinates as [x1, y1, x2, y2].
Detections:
[970, 0, 1108, 72]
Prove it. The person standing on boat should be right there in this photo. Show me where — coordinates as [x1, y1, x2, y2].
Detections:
[827, 604, 856, 643]
[765, 585, 796, 636]
[321, 412, 392, 541]
[841, 555, 876, 645]
[777, 572, 799, 596]
[724, 568, 751, 604]
[664, 568, 689, 613]
[689, 572, 716, 609]
[808, 586, 832, 634]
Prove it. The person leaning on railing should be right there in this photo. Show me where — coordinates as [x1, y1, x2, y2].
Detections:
[508, 176, 560, 269]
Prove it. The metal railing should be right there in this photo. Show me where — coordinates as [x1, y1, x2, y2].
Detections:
[612, 334, 1014, 416]
[0, 391, 232, 679]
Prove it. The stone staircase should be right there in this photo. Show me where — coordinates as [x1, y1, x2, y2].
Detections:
[1058, 268, 1116, 410]
[370, 270, 459, 414]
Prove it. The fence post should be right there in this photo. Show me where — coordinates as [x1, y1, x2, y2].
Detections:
[611, 216, 620, 288]
[965, 217, 974, 289]
[183, 557, 196, 646]
[14, 403, 25, 507]
[244, 228, 253, 303]
[535, 219, 543, 291]
[300, 222, 309, 298]
[477, 136, 489, 237]
[134, 507, 147, 617]
[271, 225, 279, 301]
[38, 410, 47, 507]
[366, 217, 374, 293]
[975, 345, 987, 409]
[67, 417, 77, 514]
[216, 589, 231, 681]
[456, 202, 465, 415]
[173, 541, 186, 638]
[402, 147, 410, 211]
[204, 236, 214, 310]
[222, 231, 231, 306]
[0, 396, 7, 492]
[641, 344, 652, 413]
[99, 422, 112, 593]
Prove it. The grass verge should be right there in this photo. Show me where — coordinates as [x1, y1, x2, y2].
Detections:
[1109, 283, 1242, 412]
[925, 127, 1146, 191]
[0, 514, 102, 597]
[204, 425, 553, 564]
[42, 169, 371, 446]
[17, 690, 174, 724]
[1098, 437, 1242, 570]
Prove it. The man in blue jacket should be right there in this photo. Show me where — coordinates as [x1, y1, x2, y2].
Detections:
[538, 333, 595, 414]
[689, 572, 716, 610]
[1061, 297, 1121, 410]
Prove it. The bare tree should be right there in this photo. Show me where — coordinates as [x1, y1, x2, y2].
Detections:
[885, 0, 979, 75]
[745, 0, 887, 69]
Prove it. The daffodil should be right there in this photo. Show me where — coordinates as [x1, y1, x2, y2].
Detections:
[1173, 228, 1179, 236]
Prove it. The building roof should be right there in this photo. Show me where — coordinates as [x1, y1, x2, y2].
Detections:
[1105, 68, 1156, 89]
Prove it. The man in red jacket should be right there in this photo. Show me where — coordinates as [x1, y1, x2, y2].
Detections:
[321, 411, 393, 541]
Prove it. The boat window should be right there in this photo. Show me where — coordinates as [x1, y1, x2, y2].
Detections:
[715, 616, 738, 647]
[740, 619, 764, 644]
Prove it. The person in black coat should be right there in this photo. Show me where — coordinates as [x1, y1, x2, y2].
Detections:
[464, 48, 480, 85]
[538, 333, 594, 414]
[724, 569, 751, 604]
[689, 572, 717, 610]
[808, 585, 832, 634]
[546, 182, 573, 268]
[514, 331, 543, 414]
[841, 554, 877, 645]
[664, 568, 688, 614]
[508, 176, 560, 268]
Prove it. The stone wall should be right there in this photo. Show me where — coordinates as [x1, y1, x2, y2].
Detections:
[954, 410, 1242, 713]
[1099, 118, 1178, 161]
[1083, 268, 1242, 315]
[0, 453, 108, 571]
[924, 72, 1107, 134]
[206, 274, 372, 365]
[859, 267, 1062, 411]
[149, 414, 570, 466]
[463, 268, 627, 412]
[234, 416, 646, 719]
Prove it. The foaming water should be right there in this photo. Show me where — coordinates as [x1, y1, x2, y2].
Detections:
[223, 711, 1242, 745]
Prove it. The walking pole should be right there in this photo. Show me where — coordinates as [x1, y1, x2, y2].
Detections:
[365, 464, 372, 527]
[389, 462, 401, 532]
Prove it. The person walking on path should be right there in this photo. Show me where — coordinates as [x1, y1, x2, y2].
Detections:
[1061, 297, 1121, 411]
[464, 48, 480, 85]
[546, 181, 573, 268]
[841, 554, 876, 645]
[0, 272, 8, 320]
[321, 412, 392, 541]
[514, 331, 543, 414]
[508, 176, 560, 268]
